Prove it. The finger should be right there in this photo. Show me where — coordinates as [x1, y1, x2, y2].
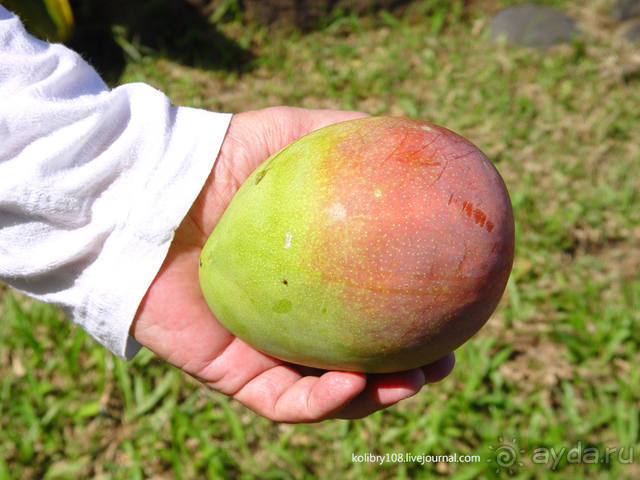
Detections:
[255, 106, 370, 155]
[193, 337, 282, 395]
[330, 368, 426, 420]
[422, 352, 456, 383]
[330, 353, 456, 420]
[233, 366, 367, 423]
[301, 108, 371, 134]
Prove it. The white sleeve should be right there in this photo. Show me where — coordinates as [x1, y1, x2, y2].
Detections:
[0, 7, 232, 359]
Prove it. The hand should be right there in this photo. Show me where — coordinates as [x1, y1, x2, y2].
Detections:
[130, 106, 455, 423]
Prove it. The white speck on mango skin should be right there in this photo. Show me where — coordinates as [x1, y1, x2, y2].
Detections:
[328, 202, 347, 221]
[374, 188, 382, 198]
[420, 124, 434, 132]
[284, 232, 292, 249]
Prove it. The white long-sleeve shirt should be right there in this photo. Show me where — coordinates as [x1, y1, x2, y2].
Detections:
[0, 6, 232, 359]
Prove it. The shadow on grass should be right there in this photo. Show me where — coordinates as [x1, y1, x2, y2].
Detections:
[67, 0, 254, 84]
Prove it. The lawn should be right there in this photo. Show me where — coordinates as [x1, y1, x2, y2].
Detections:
[1, 0, 639, 478]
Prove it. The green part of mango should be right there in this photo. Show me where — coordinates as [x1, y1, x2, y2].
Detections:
[199, 130, 372, 370]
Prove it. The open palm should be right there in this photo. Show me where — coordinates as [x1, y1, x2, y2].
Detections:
[130, 107, 455, 422]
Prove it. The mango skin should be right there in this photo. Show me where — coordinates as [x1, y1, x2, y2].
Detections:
[199, 116, 514, 373]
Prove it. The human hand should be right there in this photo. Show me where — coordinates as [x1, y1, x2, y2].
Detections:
[130, 106, 455, 423]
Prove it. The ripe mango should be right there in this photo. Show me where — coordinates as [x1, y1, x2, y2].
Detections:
[199, 116, 514, 373]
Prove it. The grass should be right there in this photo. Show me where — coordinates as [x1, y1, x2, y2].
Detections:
[2, 0, 640, 478]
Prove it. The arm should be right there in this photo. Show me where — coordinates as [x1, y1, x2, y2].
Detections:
[0, 6, 231, 358]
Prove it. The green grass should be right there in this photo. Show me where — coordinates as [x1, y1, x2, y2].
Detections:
[2, 0, 640, 478]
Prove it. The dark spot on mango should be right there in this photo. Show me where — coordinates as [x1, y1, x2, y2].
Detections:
[282, 279, 288, 286]
[272, 299, 292, 314]
[199, 259, 203, 268]
[473, 207, 487, 227]
[255, 169, 268, 184]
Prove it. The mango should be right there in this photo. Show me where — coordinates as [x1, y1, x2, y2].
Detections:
[199, 116, 514, 373]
